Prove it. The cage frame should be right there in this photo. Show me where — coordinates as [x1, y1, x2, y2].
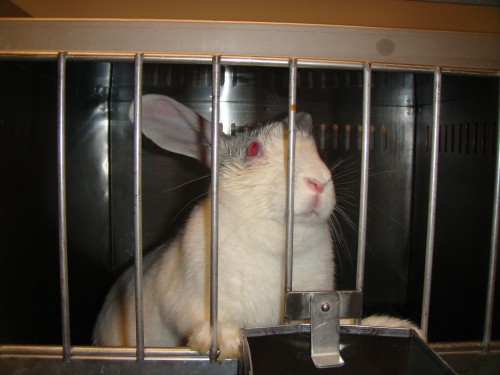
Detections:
[0, 18, 499, 373]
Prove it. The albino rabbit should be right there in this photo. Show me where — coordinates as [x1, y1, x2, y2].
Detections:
[93, 94, 421, 359]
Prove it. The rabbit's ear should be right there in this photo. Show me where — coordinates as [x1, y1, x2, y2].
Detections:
[295, 112, 313, 133]
[129, 94, 221, 166]
[281, 112, 313, 133]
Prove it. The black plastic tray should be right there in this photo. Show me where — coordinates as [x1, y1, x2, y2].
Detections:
[243, 325, 457, 375]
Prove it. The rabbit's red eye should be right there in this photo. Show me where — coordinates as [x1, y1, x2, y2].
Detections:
[247, 140, 261, 157]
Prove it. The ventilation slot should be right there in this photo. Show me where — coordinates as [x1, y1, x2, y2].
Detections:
[315, 123, 390, 152]
[432, 122, 497, 156]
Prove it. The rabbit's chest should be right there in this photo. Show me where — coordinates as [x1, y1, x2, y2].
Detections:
[218, 245, 284, 326]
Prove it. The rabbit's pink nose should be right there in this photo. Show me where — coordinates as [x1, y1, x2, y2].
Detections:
[305, 178, 324, 193]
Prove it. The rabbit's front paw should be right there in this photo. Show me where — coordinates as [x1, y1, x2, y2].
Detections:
[188, 321, 242, 360]
[218, 323, 242, 360]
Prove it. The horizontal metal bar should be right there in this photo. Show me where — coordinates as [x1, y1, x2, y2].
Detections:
[296, 59, 364, 70]
[0, 52, 59, 60]
[4, 341, 498, 362]
[245, 323, 420, 340]
[372, 63, 500, 76]
[65, 53, 136, 62]
[0, 52, 346, 68]
[298, 60, 499, 75]
[0, 52, 214, 63]
[0, 345, 211, 360]
[440, 68, 500, 77]
[0, 52, 285, 66]
[142, 54, 213, 64]
[221, 56, 289, 67]
[0, 51, 498, 76]
[0, 52, 291, 67]
[432, 341, 500, 354]
[372, 63, 435, 73]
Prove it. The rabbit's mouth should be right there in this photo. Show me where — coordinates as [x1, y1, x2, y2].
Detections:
[295, 209, 321, 221]
[295, 210, 319, 220]
[294, 192, 335, 221]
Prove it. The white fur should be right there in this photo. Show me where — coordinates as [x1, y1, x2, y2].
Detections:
[93, 95, 421, 359]
[360, 315, 424, 339]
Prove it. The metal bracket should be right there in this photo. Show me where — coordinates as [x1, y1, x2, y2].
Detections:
[310, 292, 344, 368]
[285, 290, 363, 369]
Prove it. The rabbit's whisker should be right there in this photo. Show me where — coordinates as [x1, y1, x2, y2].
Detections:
[161, 175, 210, 193]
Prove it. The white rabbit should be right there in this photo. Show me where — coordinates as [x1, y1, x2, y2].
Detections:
[93, 94, 421, 359]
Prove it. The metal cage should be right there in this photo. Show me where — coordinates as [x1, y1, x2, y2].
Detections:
[0, 19, 499, 374]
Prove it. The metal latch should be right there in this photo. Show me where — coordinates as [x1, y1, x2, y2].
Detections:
[285, 290, 362, 368]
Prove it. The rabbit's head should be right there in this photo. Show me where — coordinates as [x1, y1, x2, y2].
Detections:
[130, 94, 335, 224]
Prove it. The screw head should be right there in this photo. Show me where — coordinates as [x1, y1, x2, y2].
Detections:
[320, 303, 330, 312]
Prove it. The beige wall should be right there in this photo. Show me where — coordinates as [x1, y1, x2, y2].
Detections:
[6, 0, 500, 34]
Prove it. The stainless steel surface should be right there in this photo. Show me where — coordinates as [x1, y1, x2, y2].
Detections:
[57, 52, 71, 361]
[285, 292, 318, 320]
[209, 56, 221, 361]
[482, 77, 500, 353]
[284, 291, 363, 367]
[285, 291, 363, 321]
[285, 59, 297, 295]
[1, 52, 499, 77]
[355, 63, 372, 324]
[132, 53, 145, 360]
[338, 291, 363, 320]
[1, 345, 211, 358]
[310, 293, 344, 368]
[0, 345, 238, 375]
[0, 20, 499, 70]
[421, 67, 442, 339]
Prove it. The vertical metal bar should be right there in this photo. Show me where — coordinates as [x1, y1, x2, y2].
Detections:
[133, 53, 145, 361]
[355, 63, 372, 324]
[210, 55, 221, 361]
[57, 52, 71, 362]
[285, 58, 298, 296]
[421, 67, 442, 339]
[482, 78, 500, 353]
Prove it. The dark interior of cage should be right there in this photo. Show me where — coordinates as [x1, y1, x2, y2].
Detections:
[0, 61, 498, 347]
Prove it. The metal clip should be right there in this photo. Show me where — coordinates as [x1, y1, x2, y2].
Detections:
[310, 292, 344, 368]
[285, 291, 355, 368]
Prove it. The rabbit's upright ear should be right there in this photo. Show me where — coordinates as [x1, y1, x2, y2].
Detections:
[129, 94, 221, 166]
[281, 112, 313, 133]
[295, 112, 313, 133]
